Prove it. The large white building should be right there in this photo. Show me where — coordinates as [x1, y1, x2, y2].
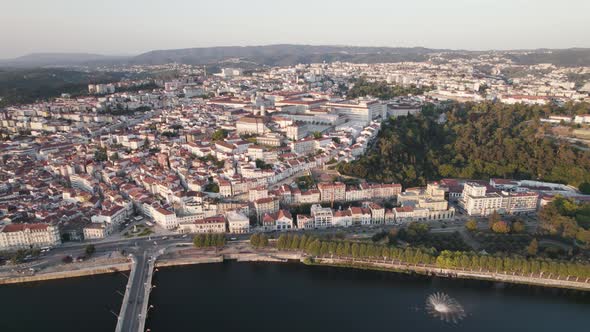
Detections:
[326, 99, 385, 124]
[70, 174, 96, 193]
[0, 223, 61, 251]
[83, 223, 109, 240]
[310, 204, 334, 228]
[226, 211, 250, 234]
[178, 215, 226, 234]
[236, 116, 267, 135]
[153, 207, 179, 230]
[460, 182, 538, 216]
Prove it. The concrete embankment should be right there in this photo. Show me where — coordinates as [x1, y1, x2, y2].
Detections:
[0, 262, 131, 285]
[311, 257, 590, 292]
[155, 251, 302, 267]
[155, 255, 224, 268]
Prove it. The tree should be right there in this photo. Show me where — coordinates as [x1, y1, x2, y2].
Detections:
[491, 221, 510, 234]
[351, 243, 360, 258]
[512, 221, 526, 233]
[579, 182, 590, 194]
[10, 250, 27, 264]
[85, 245, 96, 256]
[576, 229, 590, 244]
[465, 219, 478, 232]
[250, 233, 260, 248]
[259, 234, 269, 247]
[290, 235, 300, 250]
[193, 235, 203, 248]
[298, 235, 308, 250]
[307, 239, 321, 256]
[343, 242, 351, 256]
[110, 152, 119, 161]
[527, 238, 539, 256]
[211, 129, 228, 141]
[94, 147, 108, 162]
[488, 212, 501, 229]
[255, 159, 272, 170]
[215, 234, 225, 247]
[320, 242, 329, 256]
[277, 234, 288, 249]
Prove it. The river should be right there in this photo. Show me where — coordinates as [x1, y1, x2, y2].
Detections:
[0, 262, 588, 332]
[0, 272, 127, 332]
[146, 261, 589, 332]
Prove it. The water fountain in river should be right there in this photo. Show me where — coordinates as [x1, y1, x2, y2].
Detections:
[426, 292, 466, 323]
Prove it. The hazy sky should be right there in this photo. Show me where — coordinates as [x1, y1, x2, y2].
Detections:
[1, 0, 589, 58]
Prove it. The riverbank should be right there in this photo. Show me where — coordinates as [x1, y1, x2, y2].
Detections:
[154, 247, 590, 291]
[155, 247, 302, 268]
[0, 260, 131, 285]
[307, 256, 590, 292]
[2, 245, 589, 292]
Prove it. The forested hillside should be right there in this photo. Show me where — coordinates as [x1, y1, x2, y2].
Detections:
[0, 68, 126, 107]
[347, 78, 430, 99]
[338, 102, 590, 189]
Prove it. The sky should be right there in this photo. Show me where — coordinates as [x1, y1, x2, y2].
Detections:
[1, 0, 589, 58]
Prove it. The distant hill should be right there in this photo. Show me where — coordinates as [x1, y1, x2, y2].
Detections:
[130, 44, 442, 66]
[506, 48, 590, 67]
[0, 53, 129, 68]
[2, 45, 590, 68]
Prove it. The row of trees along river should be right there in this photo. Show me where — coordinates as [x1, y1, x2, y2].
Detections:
[254, 233, 590, 282]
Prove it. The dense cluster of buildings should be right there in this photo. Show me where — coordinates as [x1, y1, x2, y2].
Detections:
[0, 60, 588, 251]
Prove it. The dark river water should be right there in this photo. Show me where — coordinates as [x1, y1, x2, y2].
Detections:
[1, 262, 588, 332]
[146, 261, 590, 332]
[0, 272, 127, 332]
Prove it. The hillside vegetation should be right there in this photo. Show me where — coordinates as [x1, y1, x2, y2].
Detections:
[0, 68, 126, 107]
[338, 102, 590, 188]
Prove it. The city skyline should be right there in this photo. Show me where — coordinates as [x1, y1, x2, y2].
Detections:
[2, 0, 590, 58]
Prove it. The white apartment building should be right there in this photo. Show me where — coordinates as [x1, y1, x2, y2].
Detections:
[290, 137, 316, 155]
[310, 204, 334, 228]
[0, 223, 61, 251]
[83, 223, 109, 240]
[153, 207, 179, 230]
[90, 205, 127, 227]
[70, 174, 96, 193]
[254, 197, 280, 221]
[460, 182, 538, 216]
[249, 187, 269, 202]
[318, 182, 346, 202]
[226, 211, 250, 234]
[460, 183, 503, 216]
[178, 215, 226, 234]
[326, 99, 384, 124]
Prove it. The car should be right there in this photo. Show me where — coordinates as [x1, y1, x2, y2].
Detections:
[230, 237, 238, 241]
[162, 236, 168, 240]
[181, 234, 188, 238]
